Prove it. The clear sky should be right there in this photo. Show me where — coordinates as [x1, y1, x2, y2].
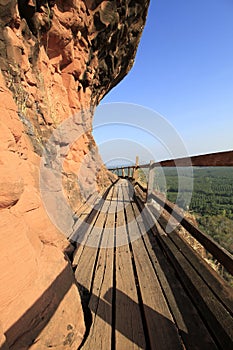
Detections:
[93, 0, 233, 165]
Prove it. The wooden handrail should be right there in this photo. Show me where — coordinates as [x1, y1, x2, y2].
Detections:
[109, 150, 233, 204]
[108, 150, 233, 171]
[135, 180, 147, 193]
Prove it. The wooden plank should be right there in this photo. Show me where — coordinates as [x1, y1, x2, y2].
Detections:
[74, 180, 119, 246]
[84, 199, 110, 248]
[74, 189, 113, 293]
[123, 190, 183, 350]
[71, 181, 118, 243]
[74, 247, 98, 298]
[68, 192, 100, 240]
[82, 247, 114, 350]
[72, 190, 111, 266]
[74, 191, 99, 217]
[70, 193, 103, 244]
[101, 185, 117, 248]
[115, 180, 146, 349]
[81, 184, 118, 349]
[72, 194, 104, 266]
[115, 181, 129, 247]
[133, 200, 219, 349]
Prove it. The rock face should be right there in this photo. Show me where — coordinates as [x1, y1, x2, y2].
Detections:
[0, 0, 149, 349]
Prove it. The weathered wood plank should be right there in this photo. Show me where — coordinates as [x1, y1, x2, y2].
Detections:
[74, 191, 100, 218]
[72, 194, 104, 266]
[115, 181, 146, 349]
[71, 194, 104, 246]
[82, 247, 114, 350]
[74, 189, 114, 293]
[133, 200, 219, 349]
[81, 185, 118, 349]
[101, 185, 117, 248]
[69, 192, 100, 241]
[123, 186, 183, 350]
[72, 193, 110, 266]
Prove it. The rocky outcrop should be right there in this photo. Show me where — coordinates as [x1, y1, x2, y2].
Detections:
[0, 0, 149, 349]
[0, 71, 85, 350]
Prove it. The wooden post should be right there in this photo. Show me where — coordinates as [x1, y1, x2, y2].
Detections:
[147, 160, 154, 202]
[133, 156, 139, 181]
[128, 167, 130, 178]
[122, 167, 125, 178]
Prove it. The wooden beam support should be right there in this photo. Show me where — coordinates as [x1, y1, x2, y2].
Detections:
[146, 160, 154, 202]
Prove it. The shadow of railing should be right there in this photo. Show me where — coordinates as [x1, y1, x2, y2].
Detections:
[77, 283, 184, 349]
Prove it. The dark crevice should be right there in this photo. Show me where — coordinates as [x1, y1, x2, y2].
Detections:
[94, 12, 106, 31]
[17, 0, 36, 34]
[17, 0, 54, 35]
[76, 283, 93, 350]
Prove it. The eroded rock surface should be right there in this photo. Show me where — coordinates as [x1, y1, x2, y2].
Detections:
[0, 0, 149, 348]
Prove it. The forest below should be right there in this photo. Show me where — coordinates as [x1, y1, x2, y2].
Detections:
[153, 167, 233, 256]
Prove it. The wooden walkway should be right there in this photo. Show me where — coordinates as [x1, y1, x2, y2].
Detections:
[71, 179, 233, 350]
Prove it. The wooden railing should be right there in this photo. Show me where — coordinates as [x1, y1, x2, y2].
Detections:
[108, 150, 233, 276]
[109, 150, 233, 199]
[149, 191, 233, 275]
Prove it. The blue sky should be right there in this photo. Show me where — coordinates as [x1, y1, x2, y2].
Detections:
[93, 0, 233, 165]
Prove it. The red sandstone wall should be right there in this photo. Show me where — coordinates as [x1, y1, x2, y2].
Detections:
[0, 0, 149, 348]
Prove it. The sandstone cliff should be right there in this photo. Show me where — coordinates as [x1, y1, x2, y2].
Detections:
[0, 1, 149, 349]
